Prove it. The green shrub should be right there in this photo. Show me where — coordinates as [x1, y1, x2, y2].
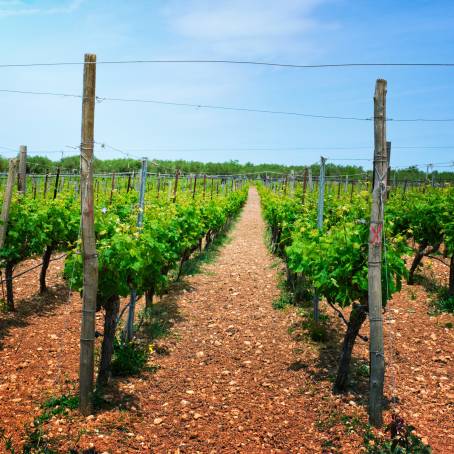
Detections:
[111, 339, 149, 376]
[364, 415, 431, 453]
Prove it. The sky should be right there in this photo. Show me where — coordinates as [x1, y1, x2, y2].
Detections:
[0, 0, 454, 170]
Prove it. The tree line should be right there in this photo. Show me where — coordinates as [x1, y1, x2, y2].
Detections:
[0, 154, 453, 181]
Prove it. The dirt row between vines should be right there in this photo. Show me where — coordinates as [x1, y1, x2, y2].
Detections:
[0, 187, 453, 453]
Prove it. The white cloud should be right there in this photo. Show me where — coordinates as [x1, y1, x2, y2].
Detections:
[0, 0, 84, 17]
[165, 0, 335, 57]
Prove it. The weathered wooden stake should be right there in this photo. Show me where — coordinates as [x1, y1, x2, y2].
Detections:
[0, 159, 17, 249]
[53, 167, 60, 200]
[192, 175, 198, 199]
[302, 167, 308, 204]
[172, 169, 180, 203]
[18, 145, 27, 194]
[368, 79, 388, 427]
[126, 173, 132, 193]
[79, 53, 98, 417]
[109, 172, 116, 204]
[43, 170, 49, 198]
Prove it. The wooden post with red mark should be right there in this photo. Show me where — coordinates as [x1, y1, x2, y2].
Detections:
[368, 79, 388, 427]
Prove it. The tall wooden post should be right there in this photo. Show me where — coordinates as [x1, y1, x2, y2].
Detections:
[32, 176, 37, 199]
[302, 167, 308, 204]
[0, 159, 17, 248]
[203, 174, 207, 199]
[192, 175, 198, 199]
[43, 170, 49, 198]
[368, 79, 388, 427]
[53, 167, 60, 200]
[126, 172, 132, 193]
[18, 145, 27, 194]
[172, 169, 180, 203]
[79, 53, 98, 417]
[109, 172, 116, 204]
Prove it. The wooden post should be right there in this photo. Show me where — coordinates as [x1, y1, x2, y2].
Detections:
[210, 177, 214, 199]
[172, 169, 180, 203]
[32, 176, 37, 199]
[203, 174, 207, 199]
[109, 172, 116, 204]
[157, 173, 161, 199]
[308, 168, 313, 192]
[0, 159, 17, 249]
[192, 175, 198, 199]
[53, 167, 60, 200]
[18, 145, 27, 194]
[43, 170, 49, 198]
[302, 167, 308, 204]
[126, 172, 132, 193]
[368, 79, 388, 427]
[79, 53, 98, 417]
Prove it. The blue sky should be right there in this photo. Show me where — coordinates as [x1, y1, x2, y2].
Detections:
[0, 0, 453, 170]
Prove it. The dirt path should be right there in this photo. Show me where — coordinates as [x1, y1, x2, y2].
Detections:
[115, 187, 323, 452]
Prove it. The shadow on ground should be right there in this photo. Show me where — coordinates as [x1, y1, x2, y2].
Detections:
[0, 283, 70, 349]
[284, 303, 390, 411]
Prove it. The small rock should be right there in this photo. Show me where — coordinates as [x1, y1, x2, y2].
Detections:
[153, 417, 164, 425]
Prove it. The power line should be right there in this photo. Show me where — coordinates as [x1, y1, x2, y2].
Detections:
[95, 96, 372, 121]
[0, 89, 82, 98]
[1, 59, 454, 69]
[2, 142, 454, 157]
[2, 87, 454, 122]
